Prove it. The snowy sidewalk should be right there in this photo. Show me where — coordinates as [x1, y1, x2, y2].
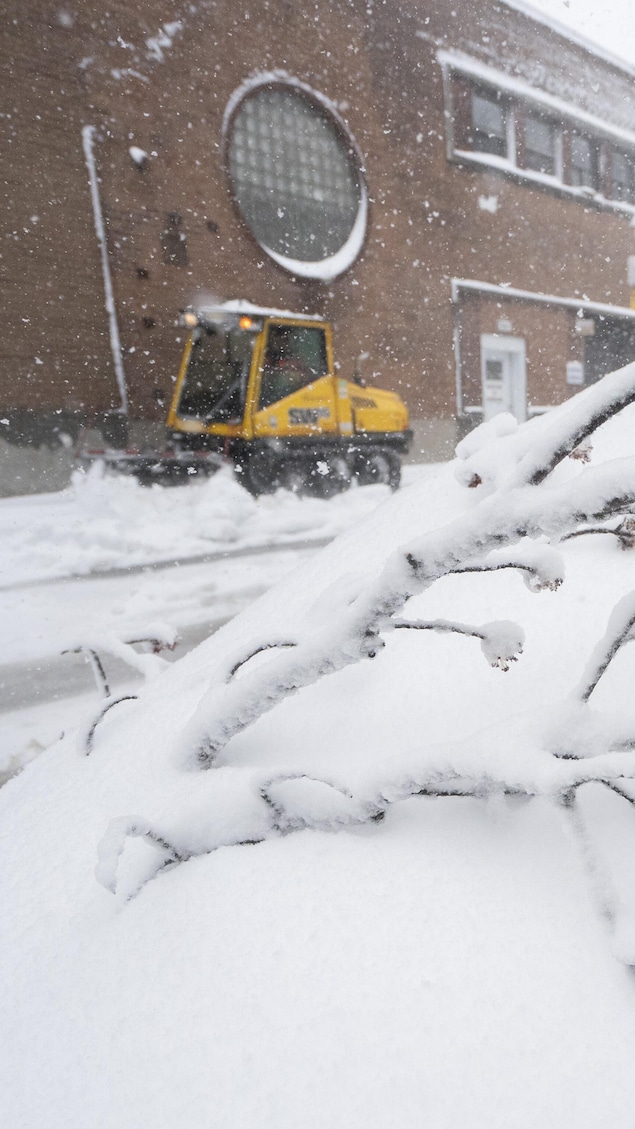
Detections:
[0, 466, 430, 779]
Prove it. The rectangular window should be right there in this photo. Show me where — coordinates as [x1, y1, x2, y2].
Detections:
[610, 150, 635, 203]
[569, 133, 599, 190]
[259, 325, 328, 409]
[522, 113, 558, 176]
[178, 327, 254, 422]
[468, 89, 508, 158]
[444, 60, 635, 214]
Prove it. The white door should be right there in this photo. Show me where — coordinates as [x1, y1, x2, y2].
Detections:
[480, 335, 527, 422]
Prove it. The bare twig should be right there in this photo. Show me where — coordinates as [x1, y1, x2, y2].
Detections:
[599, 779, 635, 806]
[125, 635, 179, 654]
[62, 646, 110, 697]
[449, 561, 562, 590]
[85, 694, 138, 755]
[393, 618, 484, 639]
[561, 516, 635, 551]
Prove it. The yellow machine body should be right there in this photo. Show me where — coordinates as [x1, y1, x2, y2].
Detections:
[162, 305, 411, 493]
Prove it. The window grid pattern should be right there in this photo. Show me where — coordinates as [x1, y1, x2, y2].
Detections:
[229, 89, 361, 263]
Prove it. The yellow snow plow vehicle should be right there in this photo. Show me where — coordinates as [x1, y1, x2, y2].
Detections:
[79, 302, 412, 495]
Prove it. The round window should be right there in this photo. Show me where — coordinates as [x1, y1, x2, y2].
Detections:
[226, 83, 366, 279]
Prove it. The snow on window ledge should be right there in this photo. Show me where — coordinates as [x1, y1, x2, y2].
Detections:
[452, 148, 635, 218]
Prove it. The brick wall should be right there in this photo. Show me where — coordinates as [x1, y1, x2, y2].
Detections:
[2, 0, 635, 450]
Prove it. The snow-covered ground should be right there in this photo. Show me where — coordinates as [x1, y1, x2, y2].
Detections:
[0, 464, 424, 779]
[5, 393, 635, 1127]
[0, 461, 409, 587]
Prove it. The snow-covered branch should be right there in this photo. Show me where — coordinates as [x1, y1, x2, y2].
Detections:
[185, 457, 635, 767]
[90, 367, 635, 909]
[392, 618, 524, 670]
[66, 627, 178, 754]
[258, 773, 383, 832]
[448, 541, 564, 590]
[64, 625, 179, 699]
[455, 362, 635, 492]
[95, 816, 188, 895]
[518, 365, 635, 487]
[97, 743, 635, 897]
[575, 592, 635, 702]
[449, 562, 562, 590]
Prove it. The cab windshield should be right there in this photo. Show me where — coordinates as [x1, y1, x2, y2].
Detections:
[177, 325, 255, 422]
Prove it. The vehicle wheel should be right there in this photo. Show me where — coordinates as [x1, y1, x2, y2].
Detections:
[356, 448, 401, 490]
[279, 460, 309, 494]
[312, 454, 353, 498]
[241, 447, 280, 496]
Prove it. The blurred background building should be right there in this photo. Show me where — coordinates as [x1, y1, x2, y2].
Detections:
[3, 0, 635, 491]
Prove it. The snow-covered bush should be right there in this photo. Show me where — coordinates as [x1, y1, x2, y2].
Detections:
[139, 363, 635, 845]
[58, 362, 635, 892]
[7, 364, 635, 1127]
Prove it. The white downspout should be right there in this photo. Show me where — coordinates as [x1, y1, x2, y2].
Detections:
[451, 278, 464, 416]
[81, 124, 128, 414]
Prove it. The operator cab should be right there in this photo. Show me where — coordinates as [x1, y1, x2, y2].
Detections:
[171, 306, 331, 430]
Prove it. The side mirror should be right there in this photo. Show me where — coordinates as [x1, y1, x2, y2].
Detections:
[354, 351, 370, 386]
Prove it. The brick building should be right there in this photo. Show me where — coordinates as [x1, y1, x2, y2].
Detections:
[3, 0, 635, 482]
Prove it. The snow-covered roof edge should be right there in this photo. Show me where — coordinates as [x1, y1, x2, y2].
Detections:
[192, 300, 322, 322]
[438, 49, 635, 150]
[451, 278, 635, 321]
[499, 0, 635, 81]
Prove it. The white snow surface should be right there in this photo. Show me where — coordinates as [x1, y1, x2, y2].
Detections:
[5, 393, 635, 1125]
[128, 145, 148, 167]
[0, 464, 412, 770]
[0, 462, 398, 588]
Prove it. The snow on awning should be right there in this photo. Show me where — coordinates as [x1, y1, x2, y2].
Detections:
[437, 49, 635, 152]
[498, 0, 635, 81]
[451, 279, 635, 322]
